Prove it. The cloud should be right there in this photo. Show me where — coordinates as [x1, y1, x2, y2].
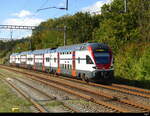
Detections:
[82, 0, 111, 14]
[1, 10, 44, 39]
[12, 10, 32, 18]
[4, 10, 44, 26]
[58, 0, 66, 7]
[4, 17, 44, 26]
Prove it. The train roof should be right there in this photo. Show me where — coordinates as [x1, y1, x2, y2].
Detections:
[56, 42, 109, 52]
[10, 53, 19, 56]
[32, 48, 56, 54]
[19, 51, 32, 55]
[10, 42, 110, 56]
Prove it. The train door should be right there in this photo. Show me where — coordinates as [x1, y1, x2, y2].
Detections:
[42, 54, 45, 72]
[72, 51, 76, 77]
[49, 53, 51, 72]
[57, 53, 61, 74]
[33, 55, 36, 70]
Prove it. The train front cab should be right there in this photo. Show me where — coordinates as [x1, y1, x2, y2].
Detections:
[88, 45, 114, 82]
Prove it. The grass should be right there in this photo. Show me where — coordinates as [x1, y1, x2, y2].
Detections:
[45, 101, 62, 107]
[66, 99, 90, 105]
[0, 76, 32, 112]
[0, 68, 24, 79]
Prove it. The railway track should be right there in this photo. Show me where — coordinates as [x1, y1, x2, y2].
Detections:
[0, 65, 150, 112]
[13, 65, 150, 98]
[9, 65, 150, 99]
[0, 72, 47, 113]
[9, 77, 80, 112]
[33, 68, 150, 99]
[0, 72, 80, 113]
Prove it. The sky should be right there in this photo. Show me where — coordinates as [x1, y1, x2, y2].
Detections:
[0, 0, 111, 40]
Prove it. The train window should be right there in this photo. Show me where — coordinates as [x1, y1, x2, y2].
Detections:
[70, 65, 72, 69]
[46, 58, 49, 62]
[86, 55, 94, 64]
[54, 58, 56, 63]
[78, 57, 80, 64]
[80, 46, 86, 50]
[66, 64, 68, 69]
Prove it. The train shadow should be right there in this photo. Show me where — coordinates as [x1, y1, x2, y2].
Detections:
[113, 76, 150, 90]
[92, 80, 113, 85]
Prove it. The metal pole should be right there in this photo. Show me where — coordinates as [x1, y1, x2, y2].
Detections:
[124, 0, 127, 13]
[64, 26, 67, 46]
[29, 38, 32, 50]
[10, 29, 13, 40]
[66, 0, 68, 10]
[64, 0, 68, 46]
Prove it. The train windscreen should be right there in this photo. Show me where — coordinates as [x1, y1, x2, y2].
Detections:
[94, 52, 110, 64]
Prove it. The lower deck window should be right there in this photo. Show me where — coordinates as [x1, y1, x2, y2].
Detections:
[86, 55, 94, 64]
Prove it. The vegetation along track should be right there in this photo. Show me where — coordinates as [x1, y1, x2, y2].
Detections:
[0, 65, 150, 112]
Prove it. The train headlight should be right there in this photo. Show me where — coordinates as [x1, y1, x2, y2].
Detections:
[110, 65, 113, 69]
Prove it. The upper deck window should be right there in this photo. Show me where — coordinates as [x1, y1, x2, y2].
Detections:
[54, 58, 56, 63]
[46, 58, 50, 62]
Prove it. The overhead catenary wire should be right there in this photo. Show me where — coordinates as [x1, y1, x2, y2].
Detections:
[36, 0, 68, 12]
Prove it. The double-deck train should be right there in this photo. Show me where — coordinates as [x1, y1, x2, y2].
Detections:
[9, 42, 114, 82]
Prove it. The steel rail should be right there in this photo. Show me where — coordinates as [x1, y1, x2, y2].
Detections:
[14, 65, 150, 98]
[47, 71, 150, 99]
[1, 65, 150, 112]
[0, 66, 129, 112]
[15, 65, 150, 99]
[24, 75, 129, 112]
[0, 73, 47, 113]
[12, 77, 80, 113]
[1, 66, 145, 110]
[111, 83, 150, 95]
[27, 72, 150, 112]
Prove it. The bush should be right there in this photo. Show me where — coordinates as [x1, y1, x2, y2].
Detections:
[115, 42, 150, 82]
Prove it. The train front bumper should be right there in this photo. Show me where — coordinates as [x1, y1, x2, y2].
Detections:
[90, 69, 114, 81]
